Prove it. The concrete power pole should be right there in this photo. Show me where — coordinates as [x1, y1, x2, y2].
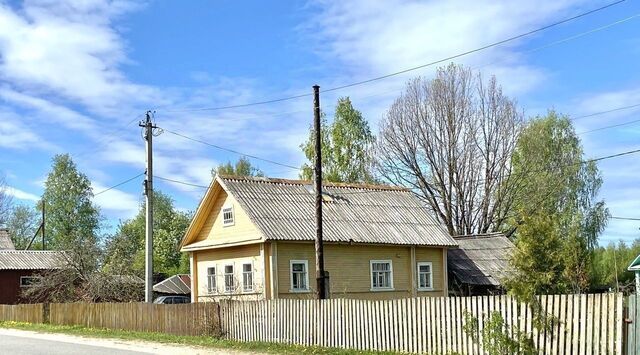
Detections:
[140, 111, 156, 303]
[313, 85, 327, 300]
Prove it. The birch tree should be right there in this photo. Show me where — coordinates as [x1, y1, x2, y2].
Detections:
[376, 64, 523, 235]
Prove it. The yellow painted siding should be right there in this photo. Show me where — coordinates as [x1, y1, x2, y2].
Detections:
[194, 244, 265, 302]
[275, 242, 446, 299]
[415, 247, 446, 296]
[186, 190, 262, 249]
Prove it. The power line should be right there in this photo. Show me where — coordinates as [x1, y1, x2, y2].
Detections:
[157, 0, 624, 113]
[94, 172, 145, 196]
[578, 117, 640, 134]
[156, 175, 210, 189]
[571, 103, 640, 121]
[152, 147, 640, 194]
[611, 216, 640, 221]
[160, 128, 301, 171]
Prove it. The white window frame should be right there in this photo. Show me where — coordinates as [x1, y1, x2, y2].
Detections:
[224, 264, 235, 293]
[242, 262, 254, 293]
[370, 260, 394, 291]
[20, 276, 41, 288]
[289, 260, 309, 293]
[206, 266, 217, 294]
[222, 205, 234, 226]
[417, 261, 434, 291]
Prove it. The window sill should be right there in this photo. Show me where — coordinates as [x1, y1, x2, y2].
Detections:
[417, 287, 434, 292]
[289, 289, 311, 293]
[370, 288, 395, 292]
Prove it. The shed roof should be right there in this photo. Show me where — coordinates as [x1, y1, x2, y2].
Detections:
[184, 175, 457, 248]
[0, 250, 66, 270]
[628, 254, 640, 271]
[0, 229, 15, 250]
[448, 233, 514, 286]
[153, 274, 191, 294]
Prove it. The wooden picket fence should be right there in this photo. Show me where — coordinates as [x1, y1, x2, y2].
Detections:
[220, 293, 624, 354]
[49, 302, 220, 336]
[0, 303, 44, 323]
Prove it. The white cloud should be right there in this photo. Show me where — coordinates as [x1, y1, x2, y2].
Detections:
[6, 186, 40, 201]
[0, 110, 52, 150]
[92, 181, 140, 217]
[0, 0, 165, 119]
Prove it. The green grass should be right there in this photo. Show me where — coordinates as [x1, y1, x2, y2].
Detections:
[0, 321, 395, 354]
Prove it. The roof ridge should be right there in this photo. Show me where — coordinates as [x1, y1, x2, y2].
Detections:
[218, 174, 409, 192]
[453, 233, 506, 240]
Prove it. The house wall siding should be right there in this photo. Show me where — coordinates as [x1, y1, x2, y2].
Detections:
[0, 269, 42, 304]
[194, 243, 265, 302]
[276, 242, 446, 299]
[193, 190, 262, 246]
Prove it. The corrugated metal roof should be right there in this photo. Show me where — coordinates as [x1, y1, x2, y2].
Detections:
[0, 250, 66, 270]
[0, 229, 15, 250]
[447, 233, 514, 286]
[219, 176, 457, 247]
[153, 274, 191, 294]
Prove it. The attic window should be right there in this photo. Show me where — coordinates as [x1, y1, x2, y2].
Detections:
[222, 206, 234, 226]
[303, 184, 334, 202]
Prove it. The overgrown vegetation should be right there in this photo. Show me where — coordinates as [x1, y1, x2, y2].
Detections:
[0, 321, 390, 355]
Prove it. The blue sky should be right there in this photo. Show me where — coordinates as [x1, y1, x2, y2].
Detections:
[0, 0, 639, 244]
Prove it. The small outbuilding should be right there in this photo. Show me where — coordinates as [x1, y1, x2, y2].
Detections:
[628, 254, 640, 294]
[447, 233, 515, 296]
[153, 274, 191, 297]
[0, 229, 65, 304]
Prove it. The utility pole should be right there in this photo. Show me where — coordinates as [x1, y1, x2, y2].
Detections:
[41, 203, 45, 250]
[313, 85, 327, 300]
[139, 111, 156, 303]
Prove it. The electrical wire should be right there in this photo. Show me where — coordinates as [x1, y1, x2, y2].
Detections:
[94, 172, 145, 196]
[610, 216, 640, 221]
[160, 128, 301, 171]
[578, 117, 640, 134]
[571, 103, 640, 121]
[158, 0, 624, 113]
[152, 147, 640, 194]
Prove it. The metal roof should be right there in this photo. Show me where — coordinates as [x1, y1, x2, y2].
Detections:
[0, 250, 66, 270]
[218, 176, 457, 247]
[153, 274, 191, 294]
[447, 233, 514, 286]
[0, 229, 15, 250]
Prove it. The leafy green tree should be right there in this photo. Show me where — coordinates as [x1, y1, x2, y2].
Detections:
[7, 204, 40, 249]
[301, 97, 375, 183]
[212, 157, 264, 177]
[104, 191, 191, 276]
[506, 111, 609, 295]
[42, 154, 102, 274]
[591, 239, 640, 292]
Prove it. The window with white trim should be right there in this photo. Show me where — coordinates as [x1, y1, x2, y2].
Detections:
[222, 206, 234, 226]
[20, 276, 41, 287]
[370, 260, 393, 290]
[290, 260, 309, 292]
[224, 264, 235, 293]
[242, 263, 254, 292]
[207, 267, 216, 294]
[417, 262, 433, 290]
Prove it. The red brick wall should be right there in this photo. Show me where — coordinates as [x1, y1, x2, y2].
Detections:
[0, 270, 39, 304]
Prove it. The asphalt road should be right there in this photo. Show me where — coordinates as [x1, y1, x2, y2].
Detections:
[0, 333, 147, 355]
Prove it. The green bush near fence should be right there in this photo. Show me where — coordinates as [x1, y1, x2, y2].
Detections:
[0, 321, 394, 355]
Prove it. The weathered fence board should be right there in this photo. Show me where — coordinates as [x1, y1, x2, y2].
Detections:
[48, 302, 219, 336]
[0, 303, 44, 323]
[221, 293, 623, 354]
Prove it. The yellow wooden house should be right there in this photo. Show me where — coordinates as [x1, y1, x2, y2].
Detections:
[180, 175, 458, 302]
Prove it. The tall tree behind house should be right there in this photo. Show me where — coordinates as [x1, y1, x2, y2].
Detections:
[301, 97, 376, 183]
[505, 112, 608, 294]
[376, 64, 524, 236]
[42, 154, 102, 273]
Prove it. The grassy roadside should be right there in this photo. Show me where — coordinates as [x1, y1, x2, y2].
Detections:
[0, 321, 395, 354]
